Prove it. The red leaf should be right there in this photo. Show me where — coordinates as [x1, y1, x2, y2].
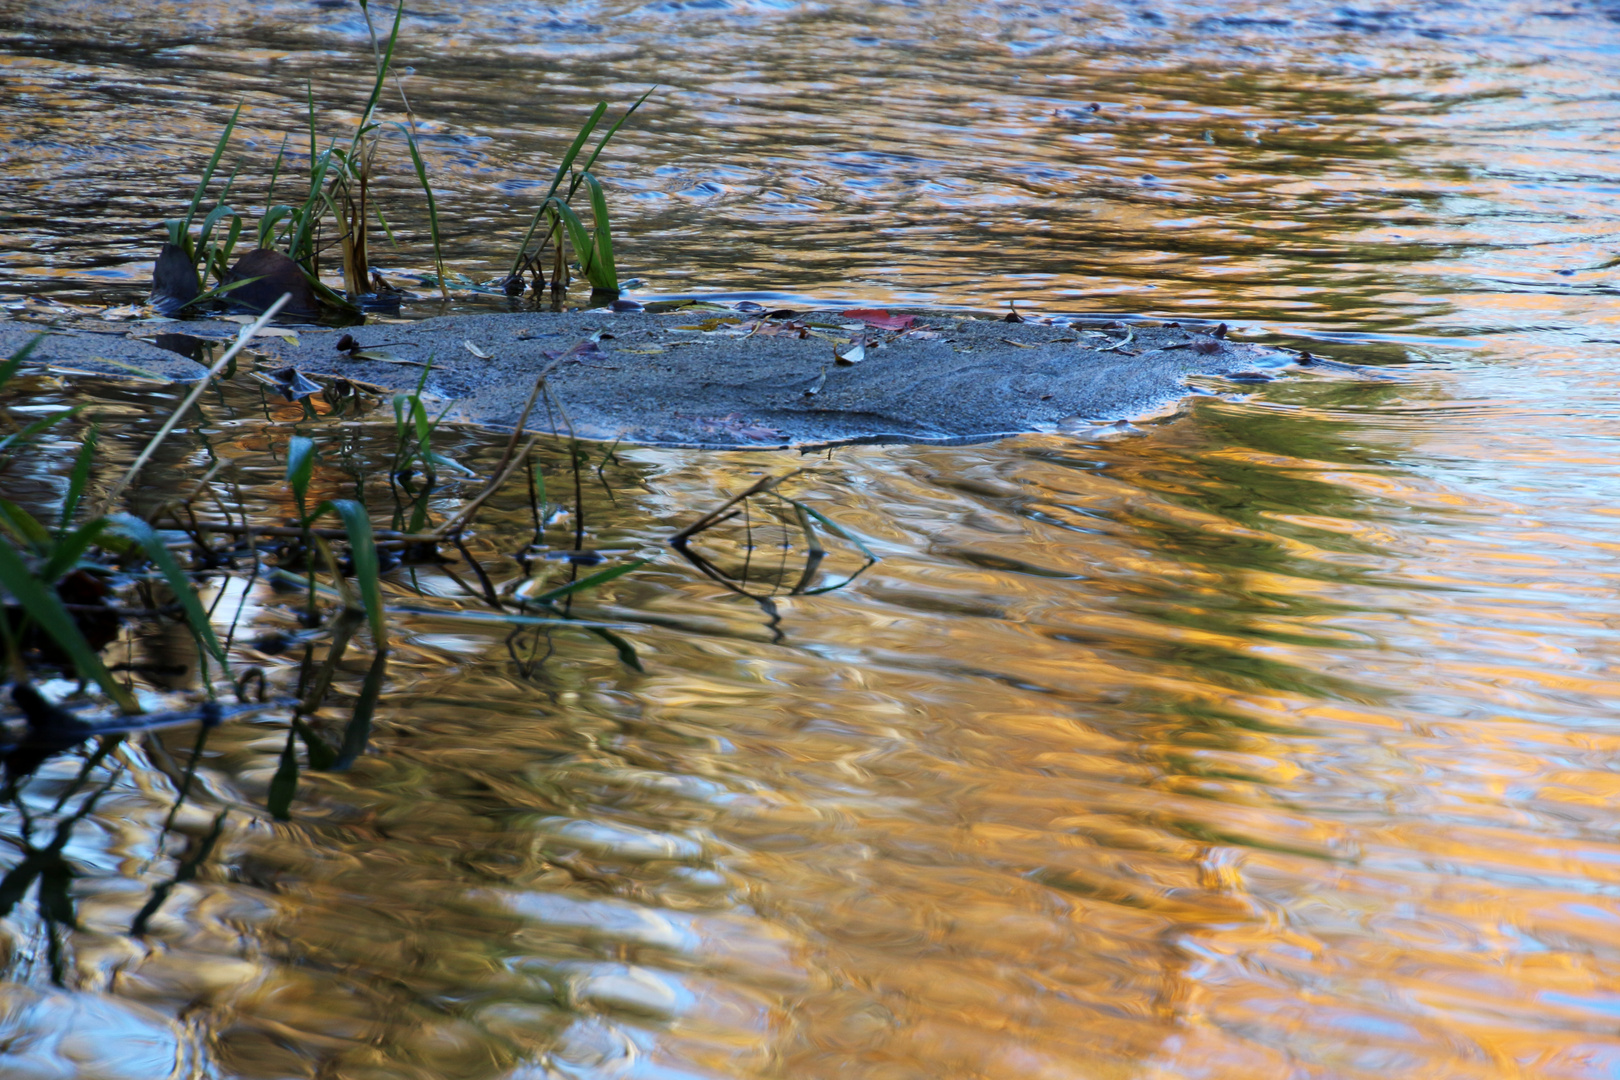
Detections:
[842, 308, 915, 330]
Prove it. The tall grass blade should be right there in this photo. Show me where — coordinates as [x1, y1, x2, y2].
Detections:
[397, 124, 449, 300]
[509, 103, 608, 276]
[39, 518, 111, 584]
[528, 557, 648, 606]
[111, 515, 229, 671]
[286, 436, 316, 520]
[317, 499, 387, 647]
[0, 334, 43, 392]
[0, 540, 139, 713]
[258, 205, 293, 249]
[351, 0, 404, 154]
[265, 135, 289, 208]
[0, 498, 51, 553]
[182, 100, 244, 242]
[175, 275, 266, 311]
[334, 648, 387, 769]
[571, 87, 655, 194]
[542, 197, 618, 292]
[579, 171, 617, 291]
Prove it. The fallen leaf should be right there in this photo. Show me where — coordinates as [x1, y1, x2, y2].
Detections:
[803, 367, 828, 397]
[834, 336, 867, 366]
[843, 308, 915, 331]
[673, 317, 744, 332]
[682, 413, 785, 441]
[463, 340, 492, 359]
[753, 320, 809, 338]
[1000, 338, 1037, 349]
[251, 326, 300, 345]
[543, 339, 601, 363]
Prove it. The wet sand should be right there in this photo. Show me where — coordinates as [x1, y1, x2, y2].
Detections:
[0, 309, 1297, 449]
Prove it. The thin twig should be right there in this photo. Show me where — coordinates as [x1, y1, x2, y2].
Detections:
[433, 436, 541, 538]
[97, 294, 291, 513]
[489, 374, 546, 483]
[669, 469, 811, 545]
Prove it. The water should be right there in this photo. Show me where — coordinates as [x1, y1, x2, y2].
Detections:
[4, 1, 1620, 1077]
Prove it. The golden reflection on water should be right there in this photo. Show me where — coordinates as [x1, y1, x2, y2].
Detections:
[0, 353, 1616, 1077]
[6, 0, 1620, 1077]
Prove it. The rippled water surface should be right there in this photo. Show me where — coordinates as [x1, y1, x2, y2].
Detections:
[5, 1, 1620, 1077]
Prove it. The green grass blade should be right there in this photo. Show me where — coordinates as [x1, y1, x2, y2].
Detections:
[372, 203, 399, 248]
[213, 214, 244, 282]
[0, 498, 52, 554]
[288, 146, 335, 264]
[334, 648, 387, 769]
[111, 515, 228, 669]
[182, 100, 243, 239]
[0, 538, 139, 712]
[580, 171, 617, 291]
[529, 557, 648, 605]
[306, 81, 319, 185]
[175, 274, 265, 311]
[195, 204, 236, 264]
[543, 198, 601, 288]
[351, 0, 404, 153]
[570, 86, 655, 196]
[509, 102, 608, 275]
[286, 435, 316, 520]
[265, 134, 289, 207]
[0, 334, 43, 392]
[257, 205, 293, 249]
[316, 499, 387, 647]
[396, 123, 448, 300]
[40, 518, 110, 583]
[60, 424, 99, 533]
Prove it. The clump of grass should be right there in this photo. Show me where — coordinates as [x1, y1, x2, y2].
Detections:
[162, 0, 652, 317]
[508, 90, 653, 299]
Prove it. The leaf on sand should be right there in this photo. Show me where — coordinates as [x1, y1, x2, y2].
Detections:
[685, 413, 784, 441]
[463, 340, 493, 360]
[842, 308, 915, 331]
[543, 339, 600, 362]
[673, 317, 744, 332]
[834, 336, 867, 366]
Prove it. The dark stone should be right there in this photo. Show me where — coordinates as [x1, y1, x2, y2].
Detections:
[150, 242, 200, 315]
[223, 249, 320, 319]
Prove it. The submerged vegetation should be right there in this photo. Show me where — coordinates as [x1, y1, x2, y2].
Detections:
[153, 0, 648, 322]
[0, 314, 874, 848]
